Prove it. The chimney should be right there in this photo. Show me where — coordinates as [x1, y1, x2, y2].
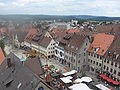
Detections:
[7, 58, 12, 68]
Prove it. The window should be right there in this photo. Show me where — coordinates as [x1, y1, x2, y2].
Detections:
[100, 56, 102, 59]
[104, 65, 106, 69]
[114, 70, 116, 75]
[97, 55, 99, 58]
[118, 72, 120, 76]
[78, 60, 80, 63]
[91, 60, 92, 63]
[111, 61, 113, 65]
[110, 68, 113, 72]
[115, 63, 117, 67]
[96, 62, 98, 65]
[91, 53, 93, 56]
[107, 67, 109, 70]
[99, 63, 101, 66]
[79, 54, 81, 58]
[60, 52, 62, 57]
[55, 50, 58, 54]
[38, 87, 44, 90]
[86, 43, 88, 45]
[107, 60, 109, 64]
[93, 61, 95, 64]
[104, 59, 106, 63]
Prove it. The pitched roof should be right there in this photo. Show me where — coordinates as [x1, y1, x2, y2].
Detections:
[25, 56, 44, 75]
[39, 36, 52, 48]
[95, 24, 120, 33]
[0, 53, 48, 90]
[0, 48, 5, 65]
[65, 33, 86, 52]
[87, 33, 115, 56]
[14, 31, 28, 43]
[24, 29, 38, 42]
[31, 31, 52, 48]
[65, 29, 80, 33]
[104, 30, 120, 62]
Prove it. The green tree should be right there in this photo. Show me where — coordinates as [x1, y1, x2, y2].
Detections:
[0, 40, 5, 50]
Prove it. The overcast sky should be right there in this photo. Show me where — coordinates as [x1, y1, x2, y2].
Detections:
[0, 0, 120, 17]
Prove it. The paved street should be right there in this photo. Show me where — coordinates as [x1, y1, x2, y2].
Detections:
[40, 57, 67, 73]
[4, 44, 67, 73]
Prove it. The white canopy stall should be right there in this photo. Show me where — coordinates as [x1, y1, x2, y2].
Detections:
[74, 77, 92, 83]
[69, 83, 92, 90]
[96, 84, 111, 90]
[60, 76, 73, 83]
[63, 70, 77, 76]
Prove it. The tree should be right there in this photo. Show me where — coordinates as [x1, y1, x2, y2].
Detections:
[0, 40, 6, 56]
[0, 40, 5, 50]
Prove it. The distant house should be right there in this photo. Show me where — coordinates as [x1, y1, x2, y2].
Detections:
[13, 31, 28, 48]
[0, 53, 54, 90]
[25, 30, 56, 58]
[24, 28, 39, 47]
[55, 32, 90, 72]
[0, 48, 5, 65]
[87, 33, 115, 74]
[31, 34, 56, 58]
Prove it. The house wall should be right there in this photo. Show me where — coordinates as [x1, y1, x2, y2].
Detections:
[88, 52, 103, 73]
[46, 39, 56, 57]
[87, 52, 120, 81]
[55, 46, 64, 60]
[64, 37, 90, 71]
[103, 59, 120, 81]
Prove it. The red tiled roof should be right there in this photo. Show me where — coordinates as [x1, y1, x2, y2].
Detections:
[87, 33, 115, 56]
[24, 29, 38, 42]
[0, 48, 5, 65]
[14, 28, 37, 32]
[65, 29, 80, 33]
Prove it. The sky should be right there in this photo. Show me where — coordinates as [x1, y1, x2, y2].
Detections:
[0, 0, 120, 17]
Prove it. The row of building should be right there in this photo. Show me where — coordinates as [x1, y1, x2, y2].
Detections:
[4, 23, 120, 83]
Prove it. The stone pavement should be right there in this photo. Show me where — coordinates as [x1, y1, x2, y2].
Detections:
[40, 57, 67, 73]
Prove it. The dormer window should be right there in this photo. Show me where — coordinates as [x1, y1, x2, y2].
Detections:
[17, 82, 22, 89]
[94, 48, 99, 52]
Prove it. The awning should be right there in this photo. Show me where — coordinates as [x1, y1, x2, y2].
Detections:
[112, 81, 120, 85]
[99, 74, 106, 78]
[102, 76, 109, 80]
[99, 74, 120, 85]
[107, 78, 114, 83]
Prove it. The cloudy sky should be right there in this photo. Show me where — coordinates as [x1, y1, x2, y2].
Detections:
[0, 0, 120, 17]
